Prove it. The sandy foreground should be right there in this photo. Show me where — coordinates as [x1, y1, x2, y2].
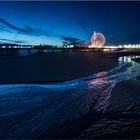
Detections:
[0, 52, 118, 83]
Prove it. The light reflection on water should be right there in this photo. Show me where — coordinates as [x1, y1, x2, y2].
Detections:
[0, 55, 140, 138]
[19, 49, 38, 56]
[118, 55, 140, 63]
[0, 55, 140, 109]
[87, 55, 140, 112]
[0, 55, 140, 107]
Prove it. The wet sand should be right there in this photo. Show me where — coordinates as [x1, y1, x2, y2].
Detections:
[0, 52, 118, 83]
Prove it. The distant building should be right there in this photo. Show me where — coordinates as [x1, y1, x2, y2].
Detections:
[90, 31, 105, 48]
[0, 44, 34, 49]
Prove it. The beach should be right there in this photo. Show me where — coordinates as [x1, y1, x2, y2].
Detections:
[0, 54, 140, 139]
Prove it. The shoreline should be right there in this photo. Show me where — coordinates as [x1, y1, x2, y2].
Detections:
[0, 52, 140, 84]
[1, 54, 140, 139]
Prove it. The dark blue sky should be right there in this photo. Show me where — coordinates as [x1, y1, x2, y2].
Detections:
[0, 1, 140, 45]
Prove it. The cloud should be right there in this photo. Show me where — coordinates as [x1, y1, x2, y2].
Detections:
[62, 41, 69, 45]
[61, 36, 85, 44]
[0, 18, 52, 37]
[0, 18, 88, 45]
[0, 38, 28, 44]
[0, 27, 11, 32]
[0, 18, 32, 33]
[62, 36, 79, 43]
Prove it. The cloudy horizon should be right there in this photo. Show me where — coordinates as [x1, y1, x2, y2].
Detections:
[0, 1, 140, 45]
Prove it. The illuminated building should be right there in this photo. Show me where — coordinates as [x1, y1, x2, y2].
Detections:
[90, 31, 105, 48]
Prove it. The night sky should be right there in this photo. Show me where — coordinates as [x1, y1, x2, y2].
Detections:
[0, 1, 140, 45]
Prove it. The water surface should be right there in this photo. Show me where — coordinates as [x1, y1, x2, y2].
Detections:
[0, 55, 140, 139]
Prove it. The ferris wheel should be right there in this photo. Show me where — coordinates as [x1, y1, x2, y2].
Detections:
[91, 31, 105, 48]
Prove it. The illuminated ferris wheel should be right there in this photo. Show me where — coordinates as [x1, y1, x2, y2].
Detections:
[91, 31, 105, 48]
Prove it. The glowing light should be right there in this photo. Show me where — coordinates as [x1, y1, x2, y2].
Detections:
[91, 31, 105, 48]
